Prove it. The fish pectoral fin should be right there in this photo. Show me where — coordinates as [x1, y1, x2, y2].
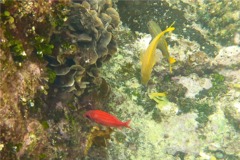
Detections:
[169, 21, 176, 28]
[168, 57, 176, 73]
[169, 57, 176, 64]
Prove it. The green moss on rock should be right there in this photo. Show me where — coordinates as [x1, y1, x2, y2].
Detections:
[197, 73, 227, 99]
[177, 99, 215, 126]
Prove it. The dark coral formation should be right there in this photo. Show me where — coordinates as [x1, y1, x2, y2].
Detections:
[47, 0, 119, 97]
[0, 0, 119, 159]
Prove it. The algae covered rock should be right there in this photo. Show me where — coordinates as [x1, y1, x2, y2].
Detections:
[99, 4, 240, 157]
[213, 46, 240, 66]
[0, 0, 120, 159]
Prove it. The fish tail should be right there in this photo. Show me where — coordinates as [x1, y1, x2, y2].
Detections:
[124, 120, 131, 129]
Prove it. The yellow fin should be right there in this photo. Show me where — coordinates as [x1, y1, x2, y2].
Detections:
[169, 57, 176, 64]
[149, 92, 169, 110]
[167, 21, 176, 73]
[149, 92, 166, 98]
[169, 21, 175, 28]
[168, 57, 176, 73]
[229, 83, 240, 90]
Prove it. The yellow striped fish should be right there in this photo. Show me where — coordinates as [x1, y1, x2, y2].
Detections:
[141, 24, 175, 85]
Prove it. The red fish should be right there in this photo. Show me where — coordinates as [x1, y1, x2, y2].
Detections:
[84, 110, 131, 129]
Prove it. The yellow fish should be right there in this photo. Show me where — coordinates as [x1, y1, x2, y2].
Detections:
[149, 92, 166, 97]
[141, 25, 175, 85]
[147, 20, 176, 73]
[148, 92, 169, 110]
[229, 83, 240, 90]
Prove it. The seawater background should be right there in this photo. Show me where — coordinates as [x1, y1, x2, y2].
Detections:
[100, 1, 240, 159]
[0, 0, 239, 159]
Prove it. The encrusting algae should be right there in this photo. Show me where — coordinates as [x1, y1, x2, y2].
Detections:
[141, 24, 175, 85]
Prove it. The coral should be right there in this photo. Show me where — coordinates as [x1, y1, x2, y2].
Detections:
[47, 0, 119, 97]
[84, 126, 113, 156]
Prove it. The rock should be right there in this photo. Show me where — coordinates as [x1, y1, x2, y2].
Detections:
[213, 46, 240, 66]
[175, 73, 212, 98]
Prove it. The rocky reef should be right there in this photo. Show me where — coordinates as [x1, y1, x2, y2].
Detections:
[100, 30, 240, 160]
[99, 1, 240, 159]
[0, 0, 120, 159]
[117, 0, 240, 56]
[1, 0, 240, 159]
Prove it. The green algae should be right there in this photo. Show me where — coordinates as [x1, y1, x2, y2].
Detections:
[0, 1, 69, 64]
[41, 121, 49, 130]
[10, 40, 26, 62]
[4, 142, 22, 157]
[177, 98, 215, 126]
[117, 62, 136, 80]
[46, 68, 56, 84]
[197, 73, 227, 99]
[196, 1, 240, 45]
[34, 35, 54, 58]
[39, 153, 47, 159]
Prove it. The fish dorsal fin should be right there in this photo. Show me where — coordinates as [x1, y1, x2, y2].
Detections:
[169, 21, 175, 28]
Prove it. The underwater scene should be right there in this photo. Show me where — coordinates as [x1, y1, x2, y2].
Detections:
[0, 0, 240, 159]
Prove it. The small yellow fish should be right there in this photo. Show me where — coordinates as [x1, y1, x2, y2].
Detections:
[148, 92, 169, 110]
[147, 20, 176, 73]
[210, 156, 217, 160]
[229, 83, 240, 90]
[141, 25, 175, 85]
[149, 92, 166, 97]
